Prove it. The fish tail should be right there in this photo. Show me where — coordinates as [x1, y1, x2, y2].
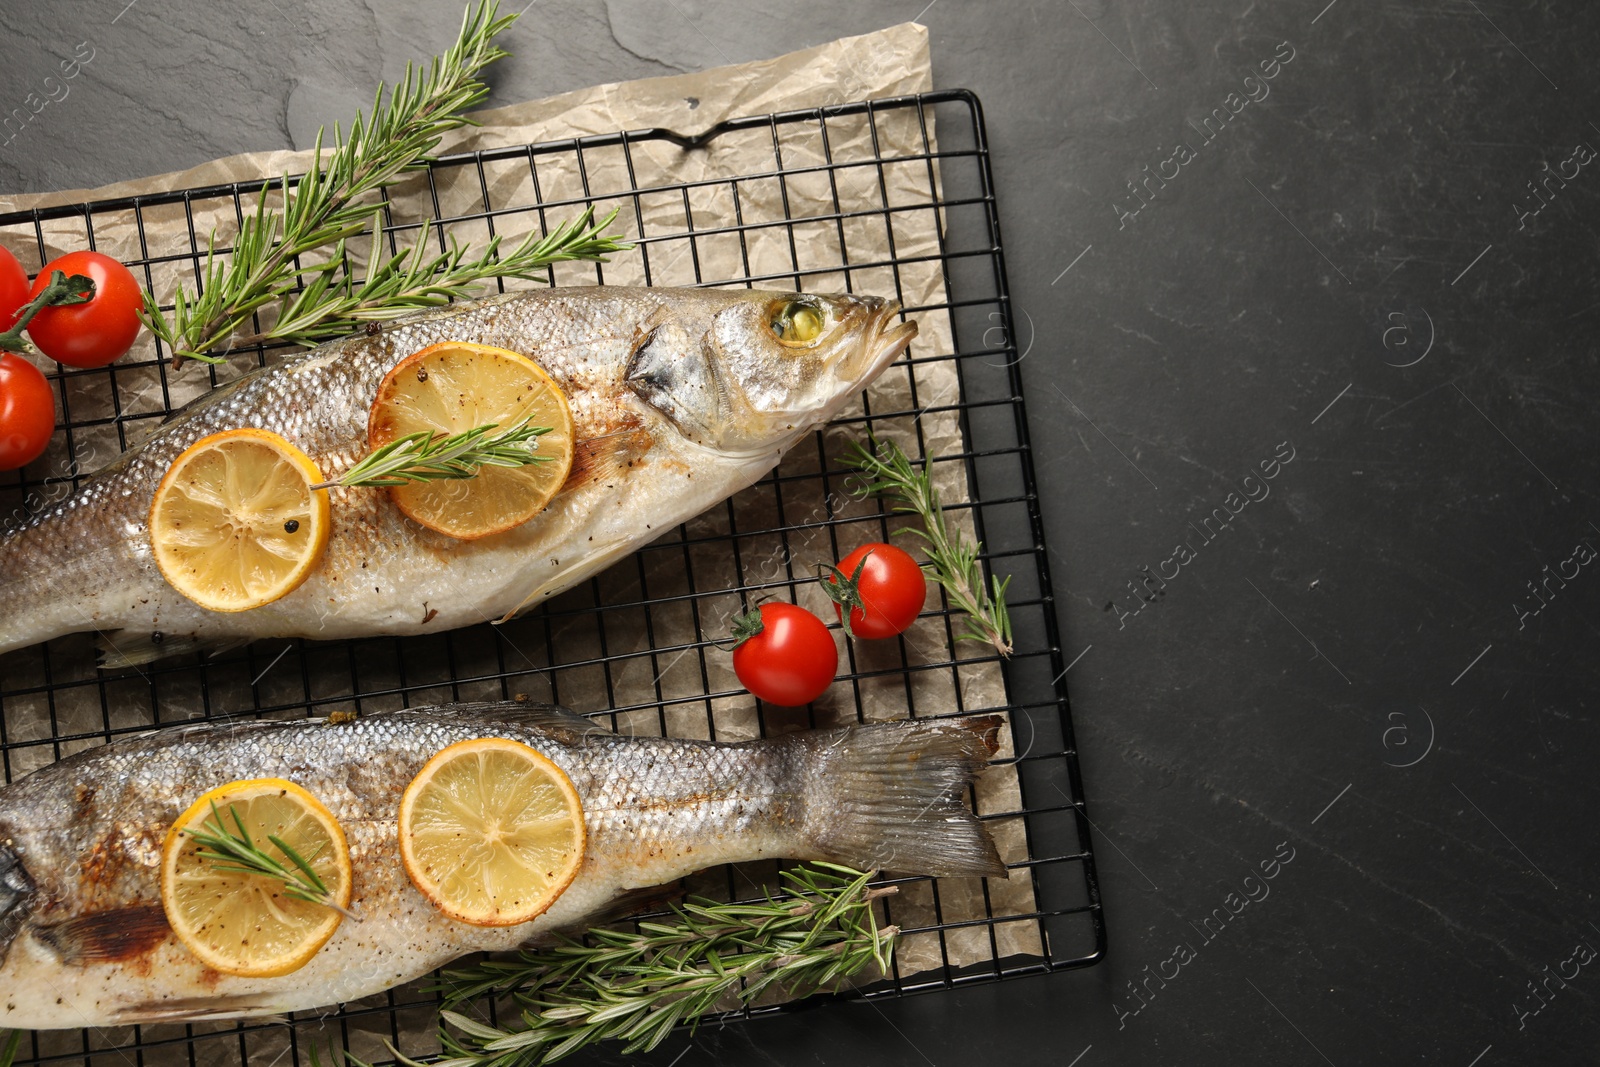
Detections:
[789, 715, 1006, 879]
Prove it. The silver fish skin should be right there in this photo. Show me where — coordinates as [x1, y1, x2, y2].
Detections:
[0, 287, 916, 664]
[0, 702, 1003, 1028]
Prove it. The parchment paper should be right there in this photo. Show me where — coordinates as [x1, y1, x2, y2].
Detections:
[0, 22, 1040, 1062]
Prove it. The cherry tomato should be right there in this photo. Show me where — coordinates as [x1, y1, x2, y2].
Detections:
[0, 247, 27, 330]
[25, 250, 143, 368]
[0, 354, 55, 470]
[828, 542, 927, 639]
[730, 602, 838, 706]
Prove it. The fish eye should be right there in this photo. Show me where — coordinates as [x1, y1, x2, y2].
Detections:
[768, 299, 829, 346]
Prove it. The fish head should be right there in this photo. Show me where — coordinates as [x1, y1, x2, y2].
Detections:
[626, 290, 917, 455]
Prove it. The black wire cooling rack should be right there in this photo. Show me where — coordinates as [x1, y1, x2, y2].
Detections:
[0, 89, 1102, 1066]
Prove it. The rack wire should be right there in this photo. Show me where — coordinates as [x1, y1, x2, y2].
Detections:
[0, 89, 1101, 1065]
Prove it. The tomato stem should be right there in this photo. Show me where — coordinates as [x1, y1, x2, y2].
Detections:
[816, 552, 873, 641]
[720, 606, 768, 651]
[0, 270, 97, 356]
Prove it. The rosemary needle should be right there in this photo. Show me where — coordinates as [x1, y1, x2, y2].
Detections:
[184, 801, 360, 921]
[312, 418, 551, 491]
[0, 1028, 20, 1067]
[844, 437, 1014, 656]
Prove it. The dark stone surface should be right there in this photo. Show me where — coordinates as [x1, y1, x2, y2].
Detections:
[3, 1, 1597, 1064]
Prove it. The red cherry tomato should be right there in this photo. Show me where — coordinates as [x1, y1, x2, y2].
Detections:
[0, 354, 55, 470]
[25, 250, 143, 368]
[730, 602, 838, 706]
[0, 247, 28, 330]
[828, 542, 928, 639]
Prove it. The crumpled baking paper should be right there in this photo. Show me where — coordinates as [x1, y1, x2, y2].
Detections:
[0, 21, 1041, 1064]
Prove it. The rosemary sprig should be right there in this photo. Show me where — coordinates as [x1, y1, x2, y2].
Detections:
[184, 801, 360, 921]
[141, 0, 511, 364]
[413, 864, 896, 1067]
[240, 207, 629, 351]
[313, 418, 550, 490]
[141, 2, 628, 365]
[844, 438, 1013, 656]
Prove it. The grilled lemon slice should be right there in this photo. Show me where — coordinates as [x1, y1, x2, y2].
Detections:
[369, 342, 574, 540]
[149, 428, 329, 612]
[160, 778, 352, 977]
[398, 737, 586, 926]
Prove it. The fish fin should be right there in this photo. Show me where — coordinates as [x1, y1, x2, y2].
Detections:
[114, 995, 281, 1023]
[787, 715, 1007, 879]
[426, 700, 615, 736]
[96, 630, 250, 670]
[559, 425, 653, 495]
[495, 530, 642, 623]
[36, 904, 170, 964]
[97, 630, 206, 669]
[498, 421, 652, 623]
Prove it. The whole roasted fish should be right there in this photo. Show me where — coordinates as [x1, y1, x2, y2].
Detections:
[0, 702, 1002, 1028]
[0, 287, 915, 665]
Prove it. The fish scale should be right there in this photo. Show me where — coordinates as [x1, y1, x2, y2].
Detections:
[0, 701, 1003, 1027]
[0, 286, 915, 665]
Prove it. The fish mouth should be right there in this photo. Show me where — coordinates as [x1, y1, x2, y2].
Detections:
[853, 301, 918, 384]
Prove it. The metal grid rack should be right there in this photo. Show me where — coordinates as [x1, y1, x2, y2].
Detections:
[0, 89, 1102, 1066]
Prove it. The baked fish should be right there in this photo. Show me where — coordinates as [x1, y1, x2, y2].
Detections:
[0, 702, 1003, 1028]
[0, 287, 916, 665]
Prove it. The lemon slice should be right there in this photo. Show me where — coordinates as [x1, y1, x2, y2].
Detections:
[160, 778, 352, 978]
[398, 737, 586, 926]
[149, 428, 329, 612]
[369, 342, 575, 540]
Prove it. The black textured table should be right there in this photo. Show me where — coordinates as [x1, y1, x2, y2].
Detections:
[3, 2, 1595, 1065]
